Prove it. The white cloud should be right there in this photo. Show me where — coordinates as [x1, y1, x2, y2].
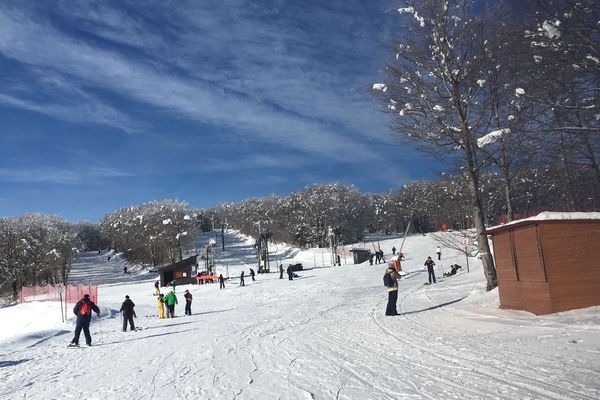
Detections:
[0, 2, 391, 161]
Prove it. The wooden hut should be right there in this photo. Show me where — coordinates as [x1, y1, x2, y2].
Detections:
[484, 212, 600, 315]
[350, 249, 371, 264]
[158, 255, 198, 287]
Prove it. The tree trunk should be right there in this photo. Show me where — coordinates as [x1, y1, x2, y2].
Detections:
[501, 163, 514, 222]
[464, 134, 498, 291]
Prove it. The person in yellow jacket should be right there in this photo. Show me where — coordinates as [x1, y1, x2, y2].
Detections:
[157, 293, 165, 319]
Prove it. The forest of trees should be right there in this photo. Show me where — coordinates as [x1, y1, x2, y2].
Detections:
[1, 0, 597, 299]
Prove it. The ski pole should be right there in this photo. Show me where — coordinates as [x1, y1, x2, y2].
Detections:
[98, 314, 103, 344]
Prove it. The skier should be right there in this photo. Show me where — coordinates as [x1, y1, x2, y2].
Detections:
[399, 252, 405, 261]
[425, 256, 437, 284]
[240, 270, 245, 286]
[219, 274, 225, 289]
[279, 264, 284, 279]
[379, 250, 386, 264]
[184, 290, 193, 316]
[368, 251, 374, 265]
[123, 266, 128, 274]
[157, 293, 165, 319]
[171, 279, 176, 293]
[392, 246, 396, 255]
[154, 280, 160, 296]
[119, 295, 136, 332]
[375, 250, 380, 264]
[286, 265, 293, 281]
[436, 246, 442, 260]
[249, 268, 256, 281]
[384, 266, 401, 316]
[164, 290, 178, 318]
[69, 294, 100, 347]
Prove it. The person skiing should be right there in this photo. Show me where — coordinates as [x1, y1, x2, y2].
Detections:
[286, 265, 293, 281]
[379, 250, 386, 264]
[164, 290, 178, 318]
[120, 295, 136, 332]
[157, 293, 165, 319]
[69, 294, 100, 347]
[249, 268, 256, 281]
[184, 290, 193, 315]
[240, 270, 245, 286]
[219, 274, 225, 289]
[375, 250, 380, 264]
[425, 256, 437, 284]
[368, 251, 374, 266]
[279, 264, 284, 279]
[384, 266, 401, 316]
[392, 246, 396, 255]
[436, 246, 442, 260]
[154, 280, 160, 296]
[123, 266, 128, 274]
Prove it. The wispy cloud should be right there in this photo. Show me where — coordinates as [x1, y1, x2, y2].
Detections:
[0, 1, 392, 161]
[0, 166, 133, 185]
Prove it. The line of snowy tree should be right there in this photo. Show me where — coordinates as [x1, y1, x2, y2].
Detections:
[207, 159, 597, 251]
[213, 184, 371, 248]
[372, 0, 599, 290]
[0, 214, 80, 299]
[98, 200, 199, 266]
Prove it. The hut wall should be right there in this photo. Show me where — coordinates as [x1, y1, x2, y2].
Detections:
[492, 227, 552, 314]
[491, 231, 521, 310]
[540, 222, 600, 312]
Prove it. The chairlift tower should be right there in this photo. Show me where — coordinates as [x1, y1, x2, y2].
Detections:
[204, 239, 215, 275]
[255, 228, 272, 273]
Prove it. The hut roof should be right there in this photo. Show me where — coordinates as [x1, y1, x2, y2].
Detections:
[484, 211, 600, 235]
[158, 255, 197, 272]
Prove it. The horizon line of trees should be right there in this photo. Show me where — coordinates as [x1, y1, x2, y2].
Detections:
[0, 161, 596, 301]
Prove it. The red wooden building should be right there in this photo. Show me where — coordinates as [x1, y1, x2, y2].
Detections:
[485, 212, 600, 315]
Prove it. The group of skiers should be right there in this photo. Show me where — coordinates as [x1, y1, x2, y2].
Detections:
[384, 245, 453, 316]
[69, 243, 451, 346]
[369, 249, 386, 265]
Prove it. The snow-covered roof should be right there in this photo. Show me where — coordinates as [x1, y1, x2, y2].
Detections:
[485, 211, 600, 234]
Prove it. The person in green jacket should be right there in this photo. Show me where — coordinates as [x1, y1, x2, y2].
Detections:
[164, 290, 178, 318]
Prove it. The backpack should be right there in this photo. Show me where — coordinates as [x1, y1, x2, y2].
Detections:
[80, 301, 91, 316]
[383, 272, 394, 287]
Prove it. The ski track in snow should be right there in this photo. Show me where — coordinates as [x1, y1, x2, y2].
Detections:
[0, 231, 599, 399]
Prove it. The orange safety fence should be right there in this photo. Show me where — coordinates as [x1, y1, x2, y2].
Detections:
[19, 284, 98, 305]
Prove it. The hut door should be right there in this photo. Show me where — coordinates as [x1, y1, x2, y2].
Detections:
[513, 226, 547, 282]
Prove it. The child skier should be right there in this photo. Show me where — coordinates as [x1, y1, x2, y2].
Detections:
[157, 293, 165, 319]
[184, 290, 193, 316]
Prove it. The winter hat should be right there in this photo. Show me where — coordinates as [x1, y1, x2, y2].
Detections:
[83, 294, 90, 300]
[125, 295, 130, 299]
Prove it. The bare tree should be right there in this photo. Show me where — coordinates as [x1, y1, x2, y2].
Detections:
[373, 0, 499, 290]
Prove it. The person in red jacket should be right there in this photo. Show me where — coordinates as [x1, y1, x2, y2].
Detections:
[69, 294, 100, 347]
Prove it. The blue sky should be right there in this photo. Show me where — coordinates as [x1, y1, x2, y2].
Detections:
[0, 0, 434, 222]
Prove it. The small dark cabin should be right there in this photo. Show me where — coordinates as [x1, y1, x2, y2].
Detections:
[159, 255, 198, 287]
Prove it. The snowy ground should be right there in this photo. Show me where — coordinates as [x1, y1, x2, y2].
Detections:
[1, 231, 599, 400]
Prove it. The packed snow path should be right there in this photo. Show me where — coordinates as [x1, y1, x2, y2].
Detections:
[1, 232, 599, 399]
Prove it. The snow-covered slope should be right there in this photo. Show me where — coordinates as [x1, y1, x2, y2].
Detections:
[0, 232, 598, 399]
